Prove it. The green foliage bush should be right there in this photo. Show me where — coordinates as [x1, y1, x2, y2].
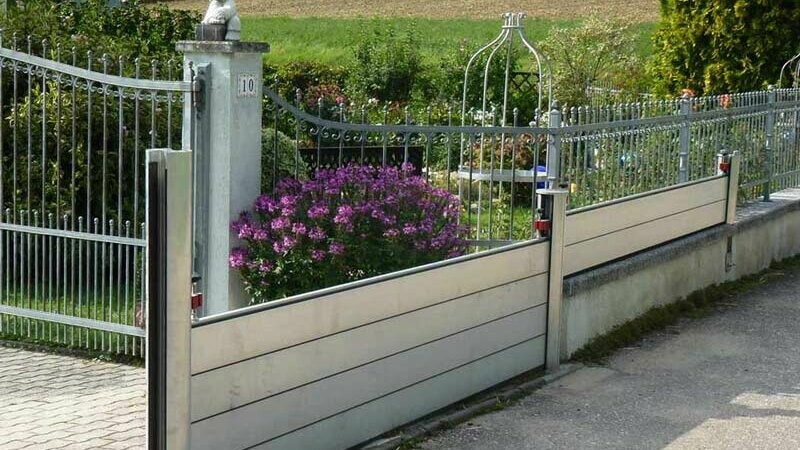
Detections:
[264, 60, 348, 101]
[262, 127, 308, 193]
[1, 78, 178, 223]
[540, 15, 644, 107]
[428, 38, 512, 109]
[2, 0, 198, 63]
[650, 0, 800, 95]
[347, 24, 423, 103]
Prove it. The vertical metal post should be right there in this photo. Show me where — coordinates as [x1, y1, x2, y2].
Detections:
[546, 102, 562, 189]
[764, 85, 776, 201]
[725, 153, 741, 225]
[678, 97, 691, 183]
[146, 149, 193, 450]
[540, 188, 568, 372]
[187, 62, 210, 314]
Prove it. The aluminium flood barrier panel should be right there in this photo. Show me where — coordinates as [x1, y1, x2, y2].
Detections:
[564, 175, 730, 276]
[188, 239, 552, 450]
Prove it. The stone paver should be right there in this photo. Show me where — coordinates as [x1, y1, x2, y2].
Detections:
[419, 264, 800, 450]
[0, 348, 145, 449]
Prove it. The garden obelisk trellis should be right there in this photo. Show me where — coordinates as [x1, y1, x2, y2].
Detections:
[459, 11, 555, 240]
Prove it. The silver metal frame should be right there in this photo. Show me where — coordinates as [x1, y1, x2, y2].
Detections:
[146, 149, 193, 450]
[541, 189, 567, 372]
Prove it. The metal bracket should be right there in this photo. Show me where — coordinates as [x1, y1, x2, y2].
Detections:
[193, 63, 208, 115]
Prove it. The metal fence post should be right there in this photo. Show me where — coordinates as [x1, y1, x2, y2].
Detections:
[679, 96, 691, 183]
[764, 85, 776, 201]
[146, 149, 193, 450]
[540, 188, 568, 372]
[185, 62, 210, 314]
[717, 149, 740, 224]
[546, 102, 562, 189]
[724, 153, 741, 224]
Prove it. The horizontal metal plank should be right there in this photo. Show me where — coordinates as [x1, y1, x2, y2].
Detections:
[464, 239, 520, 248]
[564, 200, 726, 275]
[190, 273, 548, 421]
[0, 47, 194, 92]
[0, 222, 146, 247]
[189, 306, 546, 450]
[195, 239, 548, 326]
[0, 305, 145, 337]
[250, 337, 544, 450]
[565, 176, 728, 245]
[740, 178, 768, 189]
[190, 240, 550, 374]
[567, 175, 727, 216]
[773, 168, 800, 180]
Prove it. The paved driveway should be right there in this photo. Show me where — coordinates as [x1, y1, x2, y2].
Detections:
[0, 347, 145, 450]
[419, 265, 800, 450]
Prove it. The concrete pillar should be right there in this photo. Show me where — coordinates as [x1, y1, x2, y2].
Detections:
[177, 41, 270, 315]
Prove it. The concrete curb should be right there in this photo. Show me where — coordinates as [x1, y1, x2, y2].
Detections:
[358, 363, 582, 450]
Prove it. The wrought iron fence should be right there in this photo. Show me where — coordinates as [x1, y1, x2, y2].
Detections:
[559, 88, 800, 207]
[263, 84, 800, 235]
[263, 85, 549, 245]
[0, 32, 197, 356]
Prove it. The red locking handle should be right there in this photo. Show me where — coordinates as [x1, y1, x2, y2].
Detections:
[534, 219, 551, 233]
[191, 292, 203, 310]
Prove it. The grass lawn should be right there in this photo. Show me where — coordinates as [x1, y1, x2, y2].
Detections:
[163, 0, 659, 66]
[0, 286, 143, 356]
[166, 0, 659, 21]
[240, 17, 657, 66]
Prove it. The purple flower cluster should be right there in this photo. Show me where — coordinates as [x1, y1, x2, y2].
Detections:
[230, 164, 467, 303]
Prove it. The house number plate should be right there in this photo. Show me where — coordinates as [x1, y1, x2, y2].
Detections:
[237, 73, 258, 97]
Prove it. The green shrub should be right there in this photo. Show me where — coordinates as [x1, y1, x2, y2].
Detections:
[1, 78, 178, 223]
[428, 38, 511, 109]
[541, 15, 644, 107]
[1, 0, 198, 63]
[650, 0, 800, 95]
[264, 60, 348, 101]
[262, 127, 307, 193]
[347, 24, 423, 103]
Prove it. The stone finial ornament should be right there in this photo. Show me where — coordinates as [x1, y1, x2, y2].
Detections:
[201, 0, 241, 41]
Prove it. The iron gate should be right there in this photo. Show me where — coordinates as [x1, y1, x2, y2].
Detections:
[0, 34, 200, 355]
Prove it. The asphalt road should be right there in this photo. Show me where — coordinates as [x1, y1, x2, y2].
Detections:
[418, 266, 800, 450]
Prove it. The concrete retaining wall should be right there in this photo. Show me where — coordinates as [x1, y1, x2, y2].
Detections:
[561, 187, 800, 359]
